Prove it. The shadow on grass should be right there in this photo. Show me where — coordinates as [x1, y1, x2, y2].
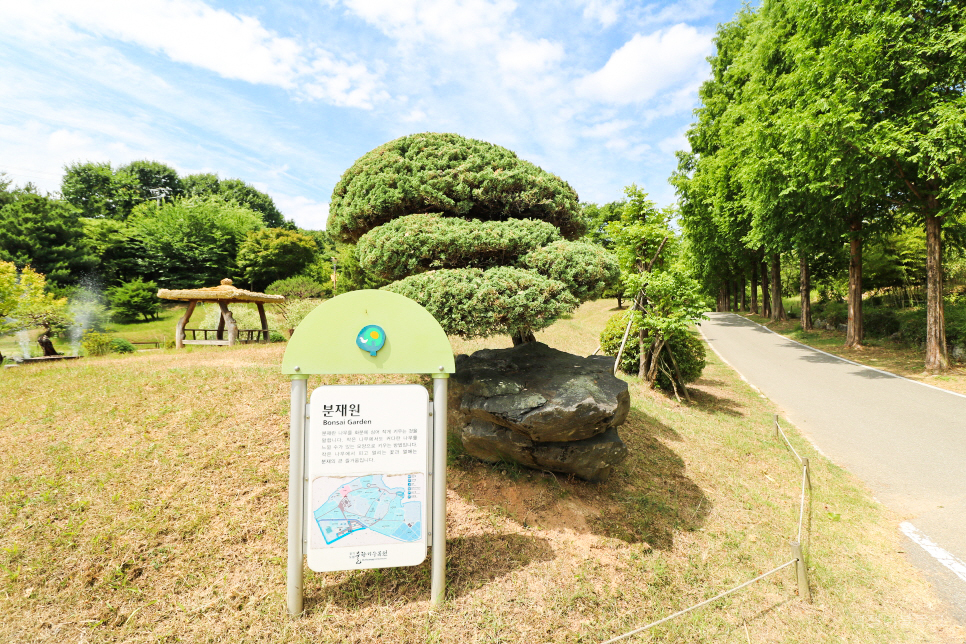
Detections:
[588, 407, 711, 549]
[686, 379, 745, 417]
[306, 533, 554, 609]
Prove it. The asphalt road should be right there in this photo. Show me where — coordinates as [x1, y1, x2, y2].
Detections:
[700, 312, 966, 623]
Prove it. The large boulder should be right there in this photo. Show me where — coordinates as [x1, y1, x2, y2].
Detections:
[449, 342, 630, 481]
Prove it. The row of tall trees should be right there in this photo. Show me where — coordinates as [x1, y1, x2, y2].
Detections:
[675, 0, 966, 370]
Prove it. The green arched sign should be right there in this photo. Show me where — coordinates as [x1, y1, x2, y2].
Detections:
[280, 290, 455, 375]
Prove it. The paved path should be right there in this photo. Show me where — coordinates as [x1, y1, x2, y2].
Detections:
[700, 313, 966, 622]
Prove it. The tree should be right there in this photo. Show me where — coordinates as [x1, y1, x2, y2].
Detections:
[108, 279, 161, 322]
[182, 173, 289, 228]
[328, 133, 616, 344]
[127, 195, 264, 289]
[0, 261, 71, 336]
[81, 218, 139, 285]
[0, 192, 97, 286]
[236, 228, 318, 291]
[117, 160, 183, 204]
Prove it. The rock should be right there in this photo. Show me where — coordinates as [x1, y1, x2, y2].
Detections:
[450, 342, 630, 443]
[449, 342, 630, 481]
[461, 419, 628, 482]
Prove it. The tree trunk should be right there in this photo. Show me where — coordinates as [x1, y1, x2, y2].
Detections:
[511, 329, 537, 345]
[616, 293, 623, 309]
[760, 260, 771, 318]
[740, 275, 747, 311]
[725, 280, 733, 312]
[750, 268, 759, 315]
[799, 256, 812, 331]
[732, 280, 740, 312]
[770, 254, 786, 321]
[845, 219, 864, 349]
[924, 211, 948, 370]
[718, 284, 728, 312]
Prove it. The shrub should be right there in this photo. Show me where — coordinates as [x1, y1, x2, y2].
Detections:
[265, 276, 327, 299]
[109, 279, 161, 322]
[109, 337, 136, 353]
[599, 311, 707, 389]
[863, 307, 900, 337]
[269, 330, 286, 343]
[81, 331, 112, 356]
[821, 301, 848, 327]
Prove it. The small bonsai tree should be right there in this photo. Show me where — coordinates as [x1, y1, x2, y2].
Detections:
[328, 133, 618, 344]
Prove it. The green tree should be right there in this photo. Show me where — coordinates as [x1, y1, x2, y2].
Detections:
[0, 192, 97, 286]
[182, 173, 289, 228]
[117, 160, 183, 204]
[80, 218, 139, 285]
[328, 133, 615, 344]
[0, 261, 71, 335]
[236, 228, 318, 291]
[127, 195, 264, 289]
[108, 278, 161, 322]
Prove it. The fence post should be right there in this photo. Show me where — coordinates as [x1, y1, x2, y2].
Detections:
[789, 540, 811, 603]
[802, 457, 811, 491]
[774, 414, 780, 439]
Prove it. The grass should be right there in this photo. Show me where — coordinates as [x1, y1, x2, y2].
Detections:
[741, 306, 966, 396]
[1, 299, 962, 643]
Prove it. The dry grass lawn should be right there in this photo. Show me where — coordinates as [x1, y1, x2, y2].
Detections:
[1, 300, 962, 643]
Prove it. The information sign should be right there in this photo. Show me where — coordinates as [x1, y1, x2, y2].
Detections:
[306, 384, 429, 572]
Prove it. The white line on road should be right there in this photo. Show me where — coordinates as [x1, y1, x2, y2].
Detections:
[900, 522, 966, 583]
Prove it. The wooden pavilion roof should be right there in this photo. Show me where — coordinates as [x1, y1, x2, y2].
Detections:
[157, 278, 285, 304]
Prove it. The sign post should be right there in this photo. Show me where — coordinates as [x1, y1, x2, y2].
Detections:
[280, 290, 455, 615]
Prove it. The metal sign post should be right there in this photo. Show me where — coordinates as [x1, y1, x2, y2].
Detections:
[280, 290, 455, 615]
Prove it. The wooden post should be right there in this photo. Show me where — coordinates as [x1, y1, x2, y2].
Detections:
[219, 302, 239, 346]
[257, 303, 269, 343]
[789, 541, 811, 602]
[217, 306, 226, 341]
[176, 301, 197, 349]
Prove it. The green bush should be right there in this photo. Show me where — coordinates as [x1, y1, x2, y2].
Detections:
[863, 307, 901, 337]
[109, 337, 136, 353]
[266, 276, 327, 299]
[521, 240, 620, 301]
[328, 132, 584, 243]
[819, 301, 848, 327]
[356, 214, 562, 280]
[599, 310, 706, 390]
[269, 330, 286, 343]
[81, 331, 112, 356]
[600, 309, 644, 374]
[384, 267, 577, 338]
[108, 279, 161, 322]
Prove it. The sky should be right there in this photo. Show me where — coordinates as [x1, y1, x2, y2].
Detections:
[0, 0, 746, 230]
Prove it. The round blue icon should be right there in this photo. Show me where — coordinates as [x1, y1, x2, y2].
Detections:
[356, 324, 386, 356]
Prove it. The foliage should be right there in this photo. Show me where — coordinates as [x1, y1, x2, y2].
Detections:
[278, 298, 323, 331]
[599, 310, 706, 389]
[520, 240, 620, 302]
[580, 201, 625, 250]
[357, 214, 562, 280]
[66, 288, 111, 335]
[127, 195, 264, 289]
[81, 331, 112, 356]
[0, 192, 98, 286]
[236, 228, 318, 291]
[384, 267, 577, 338]
[80, 218, 139, 285]
[61, 161, 135, 220]
[600, 309, 644, 374]
[265, 276, 328, 299]
[108, 337, 136, 354]
[328, 132, 584, 243]
[117, 160, 183, 204]
[0, 261, 72, 334]
[183, 174, 288, 228]
[108, 279, 161, 322]
[863, 307, 901, 338]
[269, 330, 286, 343]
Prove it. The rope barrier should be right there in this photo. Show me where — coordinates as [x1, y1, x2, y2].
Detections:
[599, 561, 798, 644]
[598, 415, 814, 643]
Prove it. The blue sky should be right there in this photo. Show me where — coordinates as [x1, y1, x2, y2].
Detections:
[0, 0, 745, 230]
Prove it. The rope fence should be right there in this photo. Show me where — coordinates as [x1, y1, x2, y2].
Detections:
[599, 414, 812, 642]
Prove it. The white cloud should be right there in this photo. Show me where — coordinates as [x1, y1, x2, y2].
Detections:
[341, 0, 516, 50]
[576, 24, 712, 104]
[582, 119, 633, 139]
[1, 0, 385, 109]
[578, 0, 624, 28]
[496, 36, 565, 75]
[275, 195, 330, 230]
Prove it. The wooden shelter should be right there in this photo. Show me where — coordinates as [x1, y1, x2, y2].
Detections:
[157, 279, 285, 348]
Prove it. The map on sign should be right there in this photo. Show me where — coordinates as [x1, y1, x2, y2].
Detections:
[311, 474, 424, 549]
